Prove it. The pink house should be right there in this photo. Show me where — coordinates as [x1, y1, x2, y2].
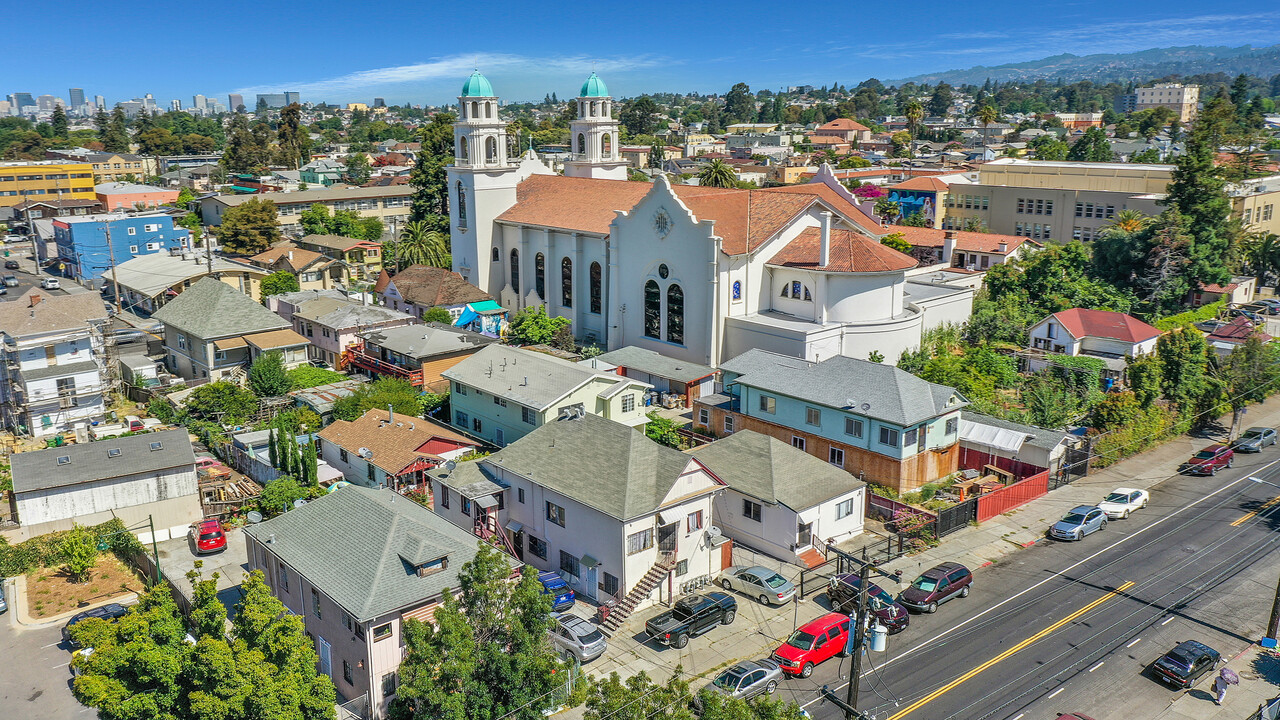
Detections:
[94, 182, 180, 210]
[266, 289, 419, 368]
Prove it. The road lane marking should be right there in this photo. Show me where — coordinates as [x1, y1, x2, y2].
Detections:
[51, 662, 68, 669]
[1046, 688, 1065, 699]
[1088, 661, 1105, 672]
[41, 642, 60, 648]
[884, 581, 1134, 720]
[1010, 715, 1024, 720]
[1230, 492, 1280, 526]
[1162, 616, 1175, 625]
[1126, 638, 1142, 648]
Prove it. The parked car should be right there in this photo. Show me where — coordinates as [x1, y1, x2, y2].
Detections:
[190, 518, 227, 554]
[549, 612, 606, 663]
[3, 260, 19, 270]
[1233, 427, 1278, 453]
[1097, 488, 1150, 519]
[827, 574, 910, 634]
[716, 566, 796, 606]
[644, 592, 736, 649]
[1194, 319, 1228, 333]
[0, 286, 6, 296]
[772, 612, 851, 678]
[701, 659, 784, 701]
[40, 277, 60, 290]
[1050, 505, 1107, 541]
[1152, 640, 1220, 688]
[2, 274, 17, 287]
[896, 562, 972, 613]
[112, 329, 152, 346]
[1182, 444, 1234, 475]
[63, 603, 129, 645]
[1243, 302, 1278, 316]
[538, 571, 575, 612]
[1228, 306, 1261, 322]
[0, 577, 7, 614]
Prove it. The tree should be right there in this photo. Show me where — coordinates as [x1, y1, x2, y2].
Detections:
[698, 159, 737, 188]
[976, 104, 999, 147]
[248, 351, 291, 397]
[300, 202, 333, 236]
[904, 100, 925, 142]
[1066, 127, 1113, 162]
[184, 381, 258, 424]
[60, 524, 99, 583]
[50, 104, 68, 138]
[408, 112, 455, 232]
[331, 377, 423, 422]
[345, 152, 371, 185]
[217, 197, 280, 254]
[1218, 332, 1280, 436]
[388, 543, 562, 720]
[504, 306, 571, 346]
[136, 127, 182, 155]
[724, 83, 755, 125]
[286, 365, 347, 389]
[1028, 134, 1068, 161]
[620, 96, 659, 136]
[1107, 209, 1149, 234]
[395, 220, 451, 269]
[874, 198, 901, 222]
[1156, 327, 1216, 417]
[259, 477, 305, 517]
[1162, 92, 1234, 288]
[275, 103, 311, 169]
[101, 106, 130, 152]
[881, 231, 912, 253]
[927, 83, 954, 117]
[421, 306, 453, 324]
[259, 270, 299, 301]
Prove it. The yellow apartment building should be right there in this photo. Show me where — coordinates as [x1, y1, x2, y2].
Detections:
[0, 160, 96, 208]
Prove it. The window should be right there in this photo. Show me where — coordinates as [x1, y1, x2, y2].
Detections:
[177, 334, 186, 350]
[546, 501, 566, 527]
[743, 499, 762, 522]
[472, 417, 483, 433]
[561, 257, 572, 307]
[723, 415, 735, 434]
[627, 528, 653, 554]
[491, 246, 499, 262]
[676, 559, 689, 576]
[732, 280, 742, 301]
[373, 623, 392, 641]
[461, 497, 472, 516]
[698, 408, 710, 425]
[879, 427, 900, 447]
[127, 227, 136, 235]
[666, 284, 684, 344]
[805, 407, 821, 426]
[368, 464, 376, 482]
[518, 487, 525, 504]
[643, 280, 661, 338]
[577, 133, 586, 154]
[529, 535, 547, 559]
[129, 244, 138, 253]
[758, 395, 776, 413]
[339, 448, 349, 463]
[343, 660, 353, 685]
[791, 435, 806, 451]
[534, 253, 545, 299]
[144, 223, 160, 232]
[456, 182, 467, 225]
[602, 132, 612, 157]
[280, 565, 289, 592]
[560, 550, 580, 577]
[510, 248, 519, 293]
[845, 417, 863, 438]
[455, 411, 468, 428]
[602, 572, 621, 596]
[829, 447, 845, 467]
[453, 381, 467, 395]
[903, 428, 918, 447]
[622, 394, 635, 413]
[687, 511, 704, 532]
[311, 588, 322, 618]
[382, 672, 399, 698]
[946, 417, 958, 435]
[589, 262, 602, 314]
[521, 406, 537, 425]
[836, 497, 856, 519]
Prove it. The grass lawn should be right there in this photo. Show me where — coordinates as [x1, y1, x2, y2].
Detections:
[25, 554, 146, 619]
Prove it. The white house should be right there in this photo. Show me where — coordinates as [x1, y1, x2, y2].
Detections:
[316, 408, 478, 492]
[1028, 308, 1161, 360]
[691, 430, 866, 567]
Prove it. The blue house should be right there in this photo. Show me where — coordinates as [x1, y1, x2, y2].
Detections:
[54, 212, 190, 286]
[692, 349, 968, 494]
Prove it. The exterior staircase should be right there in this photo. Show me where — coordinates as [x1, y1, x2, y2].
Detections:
[226, 364, 248, 386]
[600, 552, 676, 635]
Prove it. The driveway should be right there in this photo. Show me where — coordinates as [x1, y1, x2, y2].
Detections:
[0, 584, 91, 719]
[156, 526, 250, 622]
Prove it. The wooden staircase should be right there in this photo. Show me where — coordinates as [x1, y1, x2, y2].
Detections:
[600, 552, 676, 634]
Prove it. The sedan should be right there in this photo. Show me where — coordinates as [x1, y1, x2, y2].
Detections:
[40, 277, 61, 290]
[1233, 426, 1278, 453]
[63, 603, 129, 645]
[1050, 505, 1107, 541]
[3, 260, 18, 270]
[1152, 640, 1220, 688]
[2, 275, 17, 287]
[1183, 444, 1234, 475]
[717, 565, 796, 605]
[1097, 487, 1150, 519]
[701, 659, 784, 702]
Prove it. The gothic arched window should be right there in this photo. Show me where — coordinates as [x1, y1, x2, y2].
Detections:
[643, 280, 660, 338]
[561, 257, 573, 307]
[666, 284, 684, 345]
[456, 182, 467, 226]
[534, 253, 546, 299]
[577, 134, 586, 154]
[732, 280, 742, 301]
[510, 249, 520, 294]
[470, 101, 478, 118]
[491, 246, 500, 262]
[589, 262, 602, 314]
[485, 136, 498, 162]
[602, 133, 612, 158]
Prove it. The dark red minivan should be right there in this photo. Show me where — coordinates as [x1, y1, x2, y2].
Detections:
[897, 562, 972, 613]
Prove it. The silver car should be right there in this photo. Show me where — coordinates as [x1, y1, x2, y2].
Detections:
[549, 613, 606, 663]
[1050, 505, 1107, 541]
[716, 565, 796, 605]
[1233, 427, 1278, 453]
[701, 659, 784, 702]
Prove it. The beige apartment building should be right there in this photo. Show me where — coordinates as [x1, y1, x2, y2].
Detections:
[1233, 175, 1280, 237]
[198, 185, 412, 236]
[1135, 83, 1199, 123]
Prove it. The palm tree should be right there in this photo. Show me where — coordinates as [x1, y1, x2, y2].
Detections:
[1105, 209, 1149, 234]
[976, 104, 999, 148]
[698, 159, 738, 188]
[395, 220, 451, 269]
[1245, 231, 1280, 287]
[904, 100, 925, 143]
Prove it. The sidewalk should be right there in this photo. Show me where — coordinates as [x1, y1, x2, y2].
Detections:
[1157, 643, 1280, 719]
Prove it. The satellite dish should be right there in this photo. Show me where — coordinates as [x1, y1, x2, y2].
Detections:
[246, 511, 263, 524]
[293, 499, 307, 508]
[444, 460, 457, 472]
[861, 403, 871, 411]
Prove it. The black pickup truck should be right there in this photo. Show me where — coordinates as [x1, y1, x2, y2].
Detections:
[644, 592, 737, 648]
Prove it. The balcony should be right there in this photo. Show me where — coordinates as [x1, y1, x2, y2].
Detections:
[343, 345, 423, 387]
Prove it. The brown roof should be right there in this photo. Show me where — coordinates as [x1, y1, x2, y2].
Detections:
[889, 226, 1036, 255]
[891, 176, 950, 192]
[818, 118, 870, 132]
[806, 135, 851, 146]
[768, 227, 917, 273]
[1200, 282, 1239, 294]
[385, 265, 493, 307]
[250, 244, 332, 273]
[763, 183, 883, 235]
[298, 234, 380, 251]
[317, 408, 476, 475]
[1208, 316, 1269, 343]
[0, 288, 108, 337]
[242, 328, 309, 350]
[373, 269, 394, 294]
[213, 336, 248, 350]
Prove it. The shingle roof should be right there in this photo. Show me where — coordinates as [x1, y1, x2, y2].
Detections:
[152, 276, 290, 339]
[443, 344, 644, 411]
[94, 182, 170, 195]
[0, 289, 108, 339]
[485, 413, 705, 521]
[891, 225, 1035, 255]
[960, 412, 1072, 453]
[298, 234, 380, 251]
[10, 428, 195, 494]
[359, 322, 496, 359]
[317, 408, 475, 475]
[111, 253, 267, 298]
[293, 297, 415, 329]
[243, 328, 309, 350]
[243, 486, 486, 621]
[768, 227, 918, 273]
[384, 265, 493, 307]
[590, 346, 716, 384]
[720, 349, 968, 426]
[692, 431, 864, 510]
[1049, 308, 1161, 344]
[249, 244, 333, 273]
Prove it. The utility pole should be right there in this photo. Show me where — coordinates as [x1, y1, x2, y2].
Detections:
[845, 553, 872, 717]
[102, 219, 121, 313]
[1268, 573, 1280, 643]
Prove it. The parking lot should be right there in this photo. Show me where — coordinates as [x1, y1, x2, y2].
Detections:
[0, 585, 94, 719]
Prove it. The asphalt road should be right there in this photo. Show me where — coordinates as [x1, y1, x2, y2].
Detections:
[772, 448, 1280, 720]
[0, 593, 92, 719]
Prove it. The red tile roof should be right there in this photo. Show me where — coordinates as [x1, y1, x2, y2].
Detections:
[891, 176, 950, 192]
[1050, 308, 1161, 344]
[1199, 282, 1239, 294]
[889, 225, 1036, 255]
[767, 227, 917, 273]
[763, 183, 883, 235]
[817, 118, 870, 132]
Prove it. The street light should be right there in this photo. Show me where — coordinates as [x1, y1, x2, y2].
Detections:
[96, 515, 161, 585]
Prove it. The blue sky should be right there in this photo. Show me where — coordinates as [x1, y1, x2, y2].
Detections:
[10, 1, 1280, 107]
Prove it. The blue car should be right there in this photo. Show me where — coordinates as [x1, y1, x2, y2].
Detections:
[538, 571, 575, 611]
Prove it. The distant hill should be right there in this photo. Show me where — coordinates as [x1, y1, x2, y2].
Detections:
[894, 45, 1280, 86]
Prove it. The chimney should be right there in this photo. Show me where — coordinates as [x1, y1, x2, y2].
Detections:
[29, 294, 42, 308]
[998, 241, 1008, 254]
[819, 211, 832, 268]
[942, 230, 957, 264]
[287, 251, 293, 261]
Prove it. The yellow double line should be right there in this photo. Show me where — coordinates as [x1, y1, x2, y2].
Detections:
[886, 581, 1136, 720]
[1231, 492, 1280, 527]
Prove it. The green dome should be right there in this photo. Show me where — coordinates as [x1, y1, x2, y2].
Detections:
[579, 72, 610, 98]
[461, 71, 494, 97]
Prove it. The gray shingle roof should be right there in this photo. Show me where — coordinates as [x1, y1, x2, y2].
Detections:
[442, 345, 640, 411]
[360, 322, 496, 360]
[484, 413, 697, 521]
[153, 277, 289, 339]
[111, 253, 266, 299]
[10, 428, 195, 493]
[589, 346, 716, 384]
[294, 297, 414, 329]
[243, 486, 486, 621]
[21, 360, 100, 382]
[720, 349, 968, 426]
[0, 288, 108, 339]
[692, 431, 865, 510]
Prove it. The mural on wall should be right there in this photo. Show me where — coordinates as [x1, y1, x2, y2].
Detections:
[887, 189, 936, 224]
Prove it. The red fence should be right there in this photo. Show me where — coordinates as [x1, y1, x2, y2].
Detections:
[958, 447, 1045, 482]
[976, 470, 1049, 523]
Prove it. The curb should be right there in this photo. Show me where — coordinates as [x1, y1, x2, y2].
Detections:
[10, 574, 138, 629]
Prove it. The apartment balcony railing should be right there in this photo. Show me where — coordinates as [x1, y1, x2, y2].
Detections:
[343, 346, 423, 387]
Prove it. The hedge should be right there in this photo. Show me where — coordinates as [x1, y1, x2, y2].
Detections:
[0, 518, 145, 578]
[1155, 299, 1225, 332]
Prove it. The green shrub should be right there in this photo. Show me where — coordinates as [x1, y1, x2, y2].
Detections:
[1155, 299, 1225, 332]
[0, 518, 143, 578]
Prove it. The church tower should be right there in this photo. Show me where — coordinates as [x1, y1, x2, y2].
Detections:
[447, 71, 519, 296]
[563, 73, 629, 181]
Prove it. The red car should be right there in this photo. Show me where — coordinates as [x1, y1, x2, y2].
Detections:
[1183, 444, 1234, 476]
[771, 612, 850, 678]
[191, 519, 226, 554]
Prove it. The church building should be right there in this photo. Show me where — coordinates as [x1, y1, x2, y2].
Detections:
[446, 72, 973, 368]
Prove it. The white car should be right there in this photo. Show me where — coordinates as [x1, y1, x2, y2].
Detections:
[40, 277, 60, 290]
[1097, 487, 1149, 519]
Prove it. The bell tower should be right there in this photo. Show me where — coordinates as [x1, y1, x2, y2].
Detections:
[563, 72, 628, 181]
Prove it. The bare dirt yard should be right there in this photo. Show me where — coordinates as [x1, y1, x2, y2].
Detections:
[25, 554, 145, 618]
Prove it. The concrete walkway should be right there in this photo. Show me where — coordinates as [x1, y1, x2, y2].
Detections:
[5, 575, 137, 630]
[1155, 643, 1280, 719]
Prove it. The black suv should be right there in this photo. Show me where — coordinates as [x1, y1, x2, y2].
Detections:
[63, 603, 129, 646]
[827, 574, 909, 633]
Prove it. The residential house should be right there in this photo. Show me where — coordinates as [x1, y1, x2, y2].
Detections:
[1206, 316, 1270, 357]
[692, 431, 866, 567]
[244, 486, 487, 718]
[693, 349, 968, 494]
[1190, 277, 1256, 307]
[53, 212, 191, 286]
[434, 412, 724, 620]
[0, 160, 96, 209]
[153, 277, 309, 382]
[94, 182, 180, 210]
[374, 264, 494, 321]
[893, 226, 1040, 270]
[295, 234, 384, 282]
[198, 186, 412, 235]
[317, 408, 477, 494]
[0, 289, 111, 437]
[1027, 309, 1160, 379]
[346, 323, 497, 392]
[110, 251, 268, 315]
[812, 118, 872, 145]
[45, 150, 158, 183]
[9, 198, 104, 225]
[249, 244, 351, 291]
[958, 412, 1078, 481]
[443, 344, 652, 447]
[578, 345, 716, 408]
[159, 163, 219, 192]
[299, 158, 346, 187]
[286, 295, 417, 368]
[8, 428, 198, 538]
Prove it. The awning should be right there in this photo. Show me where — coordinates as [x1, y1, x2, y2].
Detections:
[504, 521, 523, 534]
[580, 554, 601, 569]
[657, 511, 675, 526]
[213, 336, 248, 350]
[959, 419, 1028, 454]
[475, 494, 498, 509]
